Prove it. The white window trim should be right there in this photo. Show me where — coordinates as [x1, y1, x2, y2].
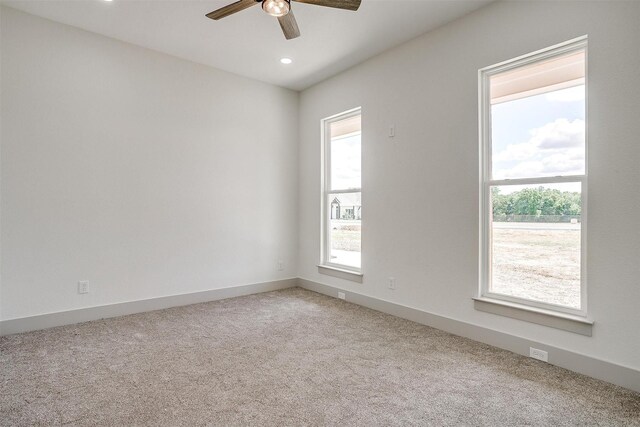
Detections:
[320, 107, 362, 275]
[478, 36, 589, 318]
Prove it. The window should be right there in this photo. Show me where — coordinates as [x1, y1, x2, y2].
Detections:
[321, 108, 362, 273]
[479, 37, 587, 316]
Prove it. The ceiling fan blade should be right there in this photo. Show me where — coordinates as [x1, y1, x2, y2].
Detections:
[205, 0, 258, 20]
[278, 10, 301, 40]
[292, 0, 361, 11]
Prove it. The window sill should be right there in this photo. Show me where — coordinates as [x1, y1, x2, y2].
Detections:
[473, 297, 593, 336]
[317, 265, 363, 283]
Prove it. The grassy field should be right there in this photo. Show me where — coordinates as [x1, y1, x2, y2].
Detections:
[330, 229, 361, 251]
[330, 220, 361, 252]
[491, 225, 581, 309]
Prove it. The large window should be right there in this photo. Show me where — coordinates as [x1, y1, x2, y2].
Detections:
[479, 38, 587, 315]
[322, 108, 362, 272]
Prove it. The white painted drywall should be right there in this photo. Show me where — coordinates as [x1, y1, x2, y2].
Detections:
[0, 5, 3, 323]
[0, 7, 298, 320]
[298, 0, 640, 370]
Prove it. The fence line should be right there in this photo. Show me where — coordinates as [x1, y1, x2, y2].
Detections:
[493, 214, 581, 223]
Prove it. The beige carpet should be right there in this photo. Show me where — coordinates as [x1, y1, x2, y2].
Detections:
[1, 287, 639, 426]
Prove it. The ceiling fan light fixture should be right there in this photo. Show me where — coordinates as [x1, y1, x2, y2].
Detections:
[262, 0, 290, 17]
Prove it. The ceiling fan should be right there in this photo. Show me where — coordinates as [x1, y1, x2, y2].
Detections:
[205, 0, 362, 40]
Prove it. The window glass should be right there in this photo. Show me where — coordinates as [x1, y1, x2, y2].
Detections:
[328, 192, 361, 269]
[491, 85, 585, 180]
[331, 133, 361, 191]
[490, 182, 582, 308]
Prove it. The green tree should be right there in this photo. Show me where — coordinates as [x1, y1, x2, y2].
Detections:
[492, 187, 581, 219]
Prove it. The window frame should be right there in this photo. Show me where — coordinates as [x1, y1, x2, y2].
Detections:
[478, 37, 589, 317]
[320, 107, 363, 274]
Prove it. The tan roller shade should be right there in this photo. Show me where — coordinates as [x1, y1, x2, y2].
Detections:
[330, 115, 361, 139]
[490, 50, 585, 105]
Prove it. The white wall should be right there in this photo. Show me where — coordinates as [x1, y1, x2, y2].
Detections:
[298, 0, 640, 370]
[0, 5, 3, 323]
[0, 7, 298, 320]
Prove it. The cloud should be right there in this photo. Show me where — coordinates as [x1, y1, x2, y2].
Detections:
[532, 119, 585, 149]
[493, 118, 585, 179]
[493, 140, 537, 163]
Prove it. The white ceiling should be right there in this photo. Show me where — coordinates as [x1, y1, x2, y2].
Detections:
[2, 0, 492, 90]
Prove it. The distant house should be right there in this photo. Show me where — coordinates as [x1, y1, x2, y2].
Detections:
[331, 195, 362, 220]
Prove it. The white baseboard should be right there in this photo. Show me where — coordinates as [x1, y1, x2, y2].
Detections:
[297, 278, 640, 394]
[2, 276, 637, 394]
[0, 278, 298, 336]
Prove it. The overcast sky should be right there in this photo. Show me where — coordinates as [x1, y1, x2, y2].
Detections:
[331, 133, 361, 191]
[491, 85, 585, 184]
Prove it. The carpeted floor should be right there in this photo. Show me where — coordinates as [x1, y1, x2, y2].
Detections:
[1, 287, 639, 426]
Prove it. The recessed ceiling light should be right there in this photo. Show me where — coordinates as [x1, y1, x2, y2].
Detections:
[280, 58, 293, 65]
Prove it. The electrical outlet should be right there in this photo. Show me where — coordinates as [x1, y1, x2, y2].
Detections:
[530, 347, 548, 362]
[388, 277, 396, 290]
[278, 260, 284, 271]
[337, 291, 346, 300]
[78, 281, 89, 294]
